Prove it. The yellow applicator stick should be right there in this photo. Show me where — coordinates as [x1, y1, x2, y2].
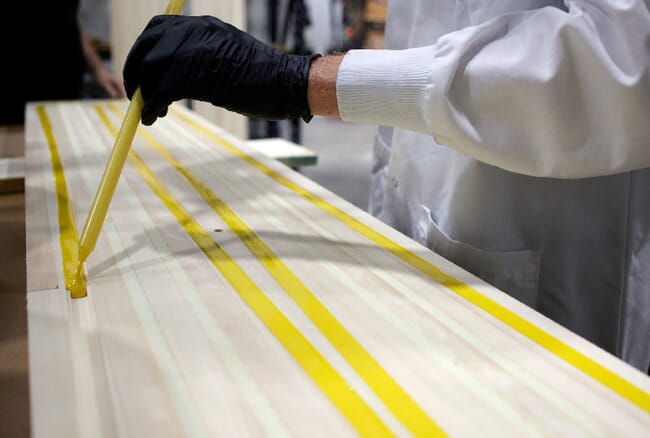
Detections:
[67, 0, 186, 298]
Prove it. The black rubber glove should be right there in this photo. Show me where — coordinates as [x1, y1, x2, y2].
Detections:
[123, 15, 319, 126]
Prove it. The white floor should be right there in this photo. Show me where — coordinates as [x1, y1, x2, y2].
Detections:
[300, 117, 376, 211]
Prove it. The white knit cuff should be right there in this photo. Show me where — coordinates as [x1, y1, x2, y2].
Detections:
[336, 47, 435, 132]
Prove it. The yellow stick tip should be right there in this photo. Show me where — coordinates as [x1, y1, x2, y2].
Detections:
[66, 264, 88, 299]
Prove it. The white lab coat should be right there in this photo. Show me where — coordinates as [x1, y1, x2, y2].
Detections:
[336, 0, 650, 372]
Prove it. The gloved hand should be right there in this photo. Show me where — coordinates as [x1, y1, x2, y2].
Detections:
[123, 15, 319, 125]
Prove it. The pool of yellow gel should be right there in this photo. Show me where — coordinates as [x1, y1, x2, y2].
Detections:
[66, 265, 87, 298]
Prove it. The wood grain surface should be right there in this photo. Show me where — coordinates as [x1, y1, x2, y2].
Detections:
[25, 100, 650, 437]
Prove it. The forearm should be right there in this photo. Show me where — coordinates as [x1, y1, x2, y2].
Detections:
[307, 55, 343, 118]
[80, 31, 105, 75]
[81, 30, 125, 98]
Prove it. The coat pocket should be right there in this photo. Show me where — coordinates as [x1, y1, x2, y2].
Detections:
[415, 206, 542, 309]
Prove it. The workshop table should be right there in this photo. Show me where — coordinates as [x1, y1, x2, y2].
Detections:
[25, 100, 650, 437]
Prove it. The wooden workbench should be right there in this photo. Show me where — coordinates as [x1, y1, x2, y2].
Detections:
[0, 124, 29, 436]
[25, 100, 650, 437]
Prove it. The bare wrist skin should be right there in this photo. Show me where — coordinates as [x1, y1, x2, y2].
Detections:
[307, 54, 344, 118]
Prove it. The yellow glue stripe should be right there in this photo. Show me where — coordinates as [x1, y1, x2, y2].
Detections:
[108, 105, 445, 437]
[94, 106, 393, 438]
[37, 106, 86, 298]
[171, 107, 650, 415]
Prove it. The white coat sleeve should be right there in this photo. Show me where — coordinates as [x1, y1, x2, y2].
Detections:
[336, 1, 650, 178]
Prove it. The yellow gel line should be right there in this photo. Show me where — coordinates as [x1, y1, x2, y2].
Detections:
[70, 0, 186, 297]
[37, 106, 86, 298]
[94, 105, 394, 437]
[105, 103, 445, 437]
[171, 106, 650, 415]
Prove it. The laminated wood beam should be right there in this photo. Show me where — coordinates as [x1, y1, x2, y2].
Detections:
[25, 100, 650, 437]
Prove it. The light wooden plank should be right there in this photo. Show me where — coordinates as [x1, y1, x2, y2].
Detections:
[25, 100, 650, 437]
[50, 102, 192, 437]
[28, 285, 118, 438]
[27, 288, 78, 437]
[97, 102, 366, 436]
[246, 138, 318, 168]
[152, 104, 650, 434]
[24, 108, 57, 291]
